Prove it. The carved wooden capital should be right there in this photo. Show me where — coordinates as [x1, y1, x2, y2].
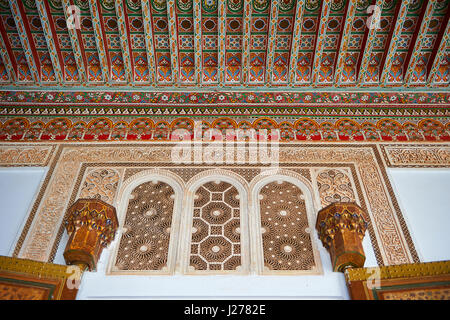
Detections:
[316, 202, 368, 272]
[63, 199, 118, 271]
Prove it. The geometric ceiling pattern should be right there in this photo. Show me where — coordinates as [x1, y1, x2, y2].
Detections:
[0, 0, 448, 89]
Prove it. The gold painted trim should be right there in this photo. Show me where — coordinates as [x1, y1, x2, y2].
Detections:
[0, 255, 70, 279]
[345, 260, 450, 282]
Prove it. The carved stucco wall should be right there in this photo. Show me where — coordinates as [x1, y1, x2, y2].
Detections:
[1, 143, 449, 274]
[78, 168, 121, 205]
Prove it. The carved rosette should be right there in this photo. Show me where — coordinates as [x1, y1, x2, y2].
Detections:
[316, 202, 368, 272]
[63, 199, 118, 271]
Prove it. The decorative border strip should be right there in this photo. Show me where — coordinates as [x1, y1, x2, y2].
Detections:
[0, 116, 448, 142]
[380, 145, 450, 168]
[0, 91, 449, 105]
[346, 260, 450, 282]
[1, 107, 448, 119]
[0, 144, 55, 166]
[0, 255, 70, 279]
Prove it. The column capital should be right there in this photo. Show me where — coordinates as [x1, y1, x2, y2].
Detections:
[316, 202, 368, 272]
[63, 198, 119, 271]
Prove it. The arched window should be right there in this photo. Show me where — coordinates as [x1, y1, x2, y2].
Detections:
[112, 180, 177, 273]
[109, 169, 321, 275]
[251, 172, 322, 275]
[189, 181, 242, 271]
[180, 172, 250, 274]
[259, 181, 314, 270]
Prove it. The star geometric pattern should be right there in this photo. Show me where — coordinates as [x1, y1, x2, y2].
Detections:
[189, 181, 242, 271]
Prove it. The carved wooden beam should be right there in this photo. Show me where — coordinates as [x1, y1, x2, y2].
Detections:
[0, 26, 15, 82]
[141, 0, 157, 85]
[426, 8, 450, 85]
[35, 0, 65, 84]
[334, 0, 357, 85]
[115, 0, 134, 83]
[288, 0, 305, 86]
[0, 256, 82, 300]
[352, 1, 375, 86]
[8, 0, 40, 83]
[404, 0, 435, 85]
[312, 0, 331, 85]
[357, 0, 384, 84]
[428, 19, 450, 85]
[167, 0, 179, 85]
[88, 0, 110, 82]
[193, 0, 202, 84]
[316, 202, 368, 272]
[368, 0, 401, 85]
[61, 0, 87, 83]
[218, 0, 227, 86]
[241, 0, 252, 86]
[63, 198, 118, 271]
[265, 0, 279, 85]
[380, 0, 409, 84]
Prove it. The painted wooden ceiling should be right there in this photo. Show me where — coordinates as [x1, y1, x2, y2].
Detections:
[0, 0, 448, 89]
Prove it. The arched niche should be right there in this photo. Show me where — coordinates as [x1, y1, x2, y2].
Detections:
[249, 171, 322, 275]
[108, 169, 184, 275]
[179, 169, 250, 275]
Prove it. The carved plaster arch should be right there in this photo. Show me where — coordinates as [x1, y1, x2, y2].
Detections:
[185, 168, 249, 192]
[117, 168, 185, 204]
[249, 170, 323, 275]
[108, 169, 185, 275]
[179, 169, 251, 274]
[249, 168, 317, 208]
